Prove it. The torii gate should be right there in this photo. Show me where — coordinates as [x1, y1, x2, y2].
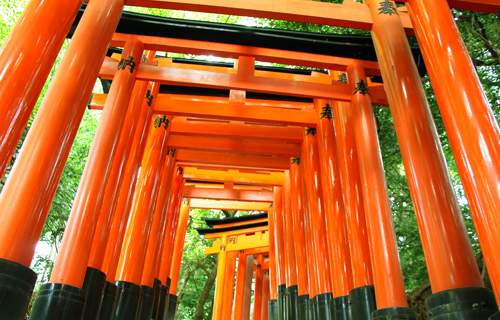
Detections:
[198, 214, 271, 320]
[0, 0, 499, 320]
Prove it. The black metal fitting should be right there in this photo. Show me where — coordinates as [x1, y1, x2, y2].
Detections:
[349, 285, 376, 320]
[330, 295, 351, 320]
[97, 281, 117, 320]
[426, 287, 498, 320]
[0, 258, 37, 320]
[29, 283, 86, 320]
[112, 281, 142, 320]
[371, 306, 417, 320]
[82, 266, 106, 320]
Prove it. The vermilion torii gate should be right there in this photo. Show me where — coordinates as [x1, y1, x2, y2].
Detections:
[0, 0, 500, 320]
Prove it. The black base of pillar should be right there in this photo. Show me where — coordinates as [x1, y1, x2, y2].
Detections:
[151, 278, 162, 320]
[308, 297, 316, 320]
[165, 294, 177, 320]
[97, 281, 117, 320]
[349, 285, 376, 320]
[297, 294, 309, 320]
[269, 299, 278, 320]
[112, 281, 141, 320]
[286, 285, 298, 320]
[489, 311, 500, 320]
[372, 307, 417, 320]
[313, 293, 333, 320]
[137, 285, 155, 320]
[156, 278, 170, 320]
[82, 267, 106, 320]
[29, 283, 86, 320]
[277, 284, 286, 320]
[0, 258, 37, 320]
[425, 287, 498, 320]
[330, 295, 351, 320]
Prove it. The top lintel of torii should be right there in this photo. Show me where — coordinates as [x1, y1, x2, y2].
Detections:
[123, 0, 499, 34]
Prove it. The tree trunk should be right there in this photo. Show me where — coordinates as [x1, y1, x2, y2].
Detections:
[194, 263, 218, 320]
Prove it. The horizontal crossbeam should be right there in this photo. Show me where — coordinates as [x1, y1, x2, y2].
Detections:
[176, 150, 290, 171]
[171, 118, 303, 143]
[190, 199, 271, 211]
[183, 185, 274, 202]
[169, 135, 301, 157]
[99, 61, 389, 105]
[184, 167, 283, 186]
[124, 0, 414, 32]
[111, 33, 383, 75]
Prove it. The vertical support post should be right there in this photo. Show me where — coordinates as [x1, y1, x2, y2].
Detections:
[268, 205, 278, 320]
[0, 0, 82, 179]
[254, 254, 265, 320]
[164, 199, 191, 320]
[317, 98, 354, 295]
[31, 38, 143, 320]
[301, 159, 318, 320]
[315, 98, 354, 320]
[222, 251, 238, 320]
[283, 171, 299, 320]
[0, 0, 123, 270]
[407, 0, 500, 314]
[242, 254, 254, 320]
[213, 235, 229, 320]
[156, 170, 185, 320]
[88, 52, 155, 273]
[331, 86, 376, 320]
[233, 252, 248, 320]
[97, 82, 158, 320]
[289, 158, 310, 319]
[143, 149, 177, 320]
[302, 127, 333, 319]
[262, 270, 271, 320]
[367, 1, 493, 318]
[112, 113, 173, 319]
[273, 186, 287, 320]
[347, 62, 409, 314]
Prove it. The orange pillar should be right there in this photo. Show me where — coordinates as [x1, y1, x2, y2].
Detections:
[302, 129, 333, 294]
[408, 0, 500, 308]
[283, 170, 298, 319]
[289, 159, 309, 298]
[158, 169, 186, 284]
[115, 114, 173, 285]
[168, 200, 191, 295]
[0, 0, 82, 179]
[89, 51, 156, 272]
[273, 186, 287, 318]
[49, 38, 144, 288]
[331, 94, 373, 289]
[268, 205, 278, 318]
[222, 251, 238, 320]
[142, 150, 178, 288]
[331, 88, 376, 320]
[111, 114, 172, 318]
[347, 62, 407, 309]
[157, 170, 185, 320]
[315, 99, 354, 298]
[233, 252, 248, 320]
[213, 235, 229, 320]
[0, 0, 124, 271]
[100, 82, 158, 283]
[367, 0, 488, 317]
[242, 255, 254, 320]
[254, 254, 265, 320]
[262, 270, 270, 320]
[302, 128, 333, 318]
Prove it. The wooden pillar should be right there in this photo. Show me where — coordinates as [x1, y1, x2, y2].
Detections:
[254, 254, 265, 320]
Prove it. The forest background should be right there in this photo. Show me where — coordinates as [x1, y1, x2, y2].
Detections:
[0, 0, 498, 319]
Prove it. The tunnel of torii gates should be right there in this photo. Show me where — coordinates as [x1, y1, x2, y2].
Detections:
[0, 0, 500, 319]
